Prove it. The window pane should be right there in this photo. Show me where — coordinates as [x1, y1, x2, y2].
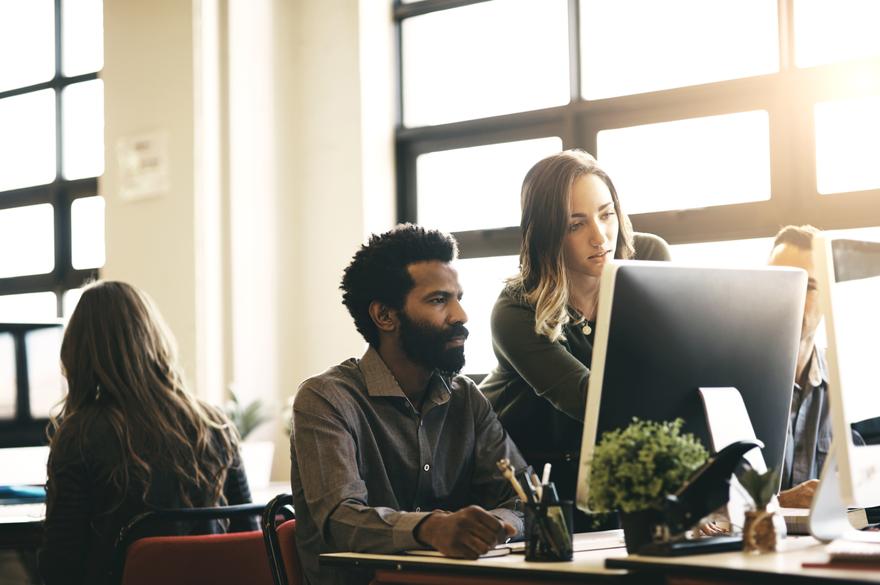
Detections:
[0, 90, 56, 192]
[63, 288, 83, 318]
[62, 0, 104, 76]
[670, 237, 774, 268]
[794, 0, 880, 68]
[71, 195, 105, 269]
[598, 111, 771, 215]
[580, 0, 778, 100]
[402, 0, 569, 127]
[26, 327, 65, 418]
[455, 255, 519, 375]
[0, 333, 15, 420]
[0, 204, 55, 278]
[63, 79, 104, 180]
[417, 137, 563, 233]
[815, 96, 880, 195]
[0, 0, 54, 93]
[0, 292, 57, 322]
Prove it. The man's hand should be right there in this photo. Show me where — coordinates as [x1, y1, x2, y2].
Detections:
[415, 505, 516, 559]
[778, 479, 820, 508]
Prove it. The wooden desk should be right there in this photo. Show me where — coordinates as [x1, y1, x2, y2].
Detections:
[609, 536, 880, 585]
[322, 547, 635, 584]
[322, 536, 880, 585]
[0, 503, 44, 549]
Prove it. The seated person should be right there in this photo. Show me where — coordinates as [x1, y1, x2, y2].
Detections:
[39, 281, 253, 585]
[769, 225, 845, 508]
[479, 150, 669, 529]
[290, 225, 525, 585]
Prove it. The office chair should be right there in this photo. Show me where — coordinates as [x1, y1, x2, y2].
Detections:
[111, 502, 273, 585]
[262, 493, 304, 585]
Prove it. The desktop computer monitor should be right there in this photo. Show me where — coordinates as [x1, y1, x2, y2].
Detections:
[0, 322, 65, 448]
[576, 261, 806, 513]
[810, 236, 880, 542]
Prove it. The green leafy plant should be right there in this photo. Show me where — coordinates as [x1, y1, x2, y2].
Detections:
[588, 418, 708, 514]
[738, 468, 779, 510]
[224, 388, 269, 441]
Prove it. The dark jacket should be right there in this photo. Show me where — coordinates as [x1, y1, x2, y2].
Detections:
[38, 408, 254, 585]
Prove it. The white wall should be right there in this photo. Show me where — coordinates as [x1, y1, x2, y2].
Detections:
[102, 0, 199, 392]
[102, 0, 395, 481]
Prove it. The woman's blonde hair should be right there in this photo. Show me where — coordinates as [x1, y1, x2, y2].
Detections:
[48, 281, 238, 512]
[511, 150, 634, 341]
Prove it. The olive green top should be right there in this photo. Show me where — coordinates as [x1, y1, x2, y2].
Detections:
[479, 232, 671, 509]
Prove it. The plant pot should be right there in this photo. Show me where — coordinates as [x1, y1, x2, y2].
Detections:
[743, 509, 784, 553]
[619, 509, 664, 554]
[240, 440, 275, 489]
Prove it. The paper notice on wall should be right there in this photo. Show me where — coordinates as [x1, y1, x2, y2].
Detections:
[116, 131, 170, 201]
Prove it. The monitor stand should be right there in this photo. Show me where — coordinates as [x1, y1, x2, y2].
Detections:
[810, 439, 880, 543]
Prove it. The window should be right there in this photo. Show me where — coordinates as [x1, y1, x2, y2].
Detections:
[0, 0, 104, 318]
[395, 0, 880, 376]
[0, 0, 103, 443]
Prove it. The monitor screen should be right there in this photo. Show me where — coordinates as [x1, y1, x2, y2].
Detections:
[576, 261, 806, 513]
[0, 322, 65, 447]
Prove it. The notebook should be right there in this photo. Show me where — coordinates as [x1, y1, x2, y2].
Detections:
[403, 546, 512, 558]
[782, 507, 868, 535]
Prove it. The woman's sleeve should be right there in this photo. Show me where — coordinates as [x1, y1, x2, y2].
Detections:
[632, 232, 672, 261]
[38, 444, 90, 585]
[491, 297, 589, 421]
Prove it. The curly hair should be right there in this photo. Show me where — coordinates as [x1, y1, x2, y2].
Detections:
[341, 224, 458, 346]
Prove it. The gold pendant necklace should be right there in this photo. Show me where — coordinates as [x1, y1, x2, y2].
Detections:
[581, 321, 592, 335]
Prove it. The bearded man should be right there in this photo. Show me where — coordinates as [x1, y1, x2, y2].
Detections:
[290, 225, 525, 585]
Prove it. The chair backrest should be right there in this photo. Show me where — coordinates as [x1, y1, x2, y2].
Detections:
[120, 530, 274, 585]
[262, 493, 303, 585]
[113, 502, 271, 585]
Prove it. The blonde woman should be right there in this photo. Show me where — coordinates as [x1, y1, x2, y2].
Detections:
[39, 281, 253, 585]
[480, 150, 669, 527]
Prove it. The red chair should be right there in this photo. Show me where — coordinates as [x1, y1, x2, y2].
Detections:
[262, 493, 304, 585]
[112, 503, 273, 585]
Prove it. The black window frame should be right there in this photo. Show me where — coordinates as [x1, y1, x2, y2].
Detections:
[0, 0, 100, 313]
[0, 0, 101, 445]
[393, 0, 880, 261]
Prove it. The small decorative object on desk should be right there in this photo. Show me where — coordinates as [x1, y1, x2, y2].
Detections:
[587, 418, 708, 553]
[739, 467, 785, 553]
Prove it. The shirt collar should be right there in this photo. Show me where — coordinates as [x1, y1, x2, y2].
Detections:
[808, 346, 828, 388]
[796, 346, 826, 390]
[359, 346, 452, 406]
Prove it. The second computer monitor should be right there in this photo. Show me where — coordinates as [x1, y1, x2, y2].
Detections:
[576, 262, 806, 513]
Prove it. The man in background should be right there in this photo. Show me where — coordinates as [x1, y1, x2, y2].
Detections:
[769, 225, 831, 508]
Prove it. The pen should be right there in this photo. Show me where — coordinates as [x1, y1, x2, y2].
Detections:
[496, 458, 528, 502]
[542, 463, 552, 486]
[530, 472, 544, 502]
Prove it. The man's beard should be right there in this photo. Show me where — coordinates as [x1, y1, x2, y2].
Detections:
[398, 312, 468, 375]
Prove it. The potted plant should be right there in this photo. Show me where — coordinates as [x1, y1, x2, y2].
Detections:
[587, 418, 708, 553]
[225, 388, 273, 489]
[738, 468, 785, 553]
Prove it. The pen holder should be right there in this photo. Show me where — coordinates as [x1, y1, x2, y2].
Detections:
[524, 500, 574, 562]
